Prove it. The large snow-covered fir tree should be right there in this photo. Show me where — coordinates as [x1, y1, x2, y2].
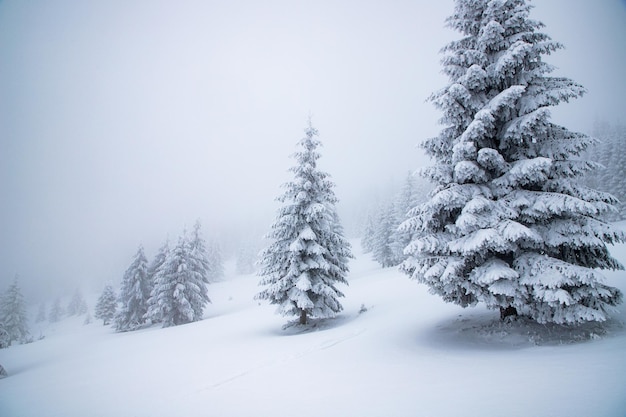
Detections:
[146, 231, 210, 327]
[115, 245, 151, 332]
[401, 0, 624, 324]
[94, 285, 117, 326]
[256, 121, 353, 325]
[0, 276, 30, 346]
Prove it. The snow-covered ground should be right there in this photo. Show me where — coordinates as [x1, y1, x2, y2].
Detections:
[1, 235, 626, 417]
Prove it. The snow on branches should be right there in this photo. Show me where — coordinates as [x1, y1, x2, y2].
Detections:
[401, 0, 624, 324]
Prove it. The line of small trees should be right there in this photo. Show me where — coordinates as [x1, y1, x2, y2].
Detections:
[360, 173, 432, 268]
[93, 220, 224, 331]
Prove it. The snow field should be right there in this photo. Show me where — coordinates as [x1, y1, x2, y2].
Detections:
[1, 239, 625, 417]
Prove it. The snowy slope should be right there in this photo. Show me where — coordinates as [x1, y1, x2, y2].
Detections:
[1, 236, 625, 417]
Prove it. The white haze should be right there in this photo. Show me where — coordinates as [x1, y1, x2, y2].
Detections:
[0, 0, 625, 300]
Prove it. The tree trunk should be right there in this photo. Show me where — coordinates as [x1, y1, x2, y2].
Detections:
[299, 309, 307, 325]
[500, 306, 518, 320]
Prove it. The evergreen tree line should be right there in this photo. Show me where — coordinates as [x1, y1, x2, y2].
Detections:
[1, 278, 94, 349]
[361, 173, 432, 268]
[96, 220, 225, 331]
[0, 277, 30, 348]
[583, 121, 626, 221]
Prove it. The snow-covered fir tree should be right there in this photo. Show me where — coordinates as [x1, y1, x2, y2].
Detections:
[371, 202, 400, 268]
[189, 221, 213, 285]
[360, 174, 431, 267]
[146, 231, 210, 327]
[256, 121, 353, 325]
[389, 172, 425, 264]
[584, 121, 626, 221]
[144, 239, 169, 322]
[66, 288, 87, 316]
[235, 240, 258, 275]
[115, 245, 151, 332]
[0, 324, 9, 349]
[207, 239, 225, 282]
[400, 0, 624, 324]
[360, 213, 377, 254]
[35, 302, 46, 323]
[0, 276, 30, 346]
[48, 297, 64, 323]
[94, 285, 117, 325]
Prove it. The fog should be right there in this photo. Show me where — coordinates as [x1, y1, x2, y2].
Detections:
[1, 0, 625, 301]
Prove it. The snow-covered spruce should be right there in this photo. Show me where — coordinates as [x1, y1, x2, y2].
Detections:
[0, 276, 29, 346]
[66, 287, 87, 316]
[400, 0, 624, 324]
[256, 121, 353, 325]
[48, 297, 64, 323]
[115, 245, 151, 332]
[146, 231, 211, 328]
[371, 202, 399, 268]
[94, 285, 117, 326]
[206, 238, 225, 282]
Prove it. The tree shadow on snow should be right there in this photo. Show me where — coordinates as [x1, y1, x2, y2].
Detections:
[419, 310, 625, 351]
[277, 314, 359, 337]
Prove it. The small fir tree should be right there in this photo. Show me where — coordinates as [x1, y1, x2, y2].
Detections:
[256, 121, 353, 325]
[0, 276, 30, 346]
[145, 239, 169, 323]
[115, 245, 151, 331]
[389, 172, 424, 264]
[188, 221, 213, 287]
[94, 285, 117, 325]
[360, 213, 377, 254]
[35, 302, 46, 323]
[0, 324, 9, 349]
[207, 239, 225, 282]
[48, 297, 64, 323]
[371, 203, 400, 268]
[66, 288, 87, 316]
[401, 0, 624, 324]
[584, 122, 626, 221]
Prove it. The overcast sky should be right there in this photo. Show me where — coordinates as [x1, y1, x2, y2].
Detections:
[1, 0, 625, 301]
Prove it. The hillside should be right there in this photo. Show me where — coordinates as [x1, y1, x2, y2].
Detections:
[1, 236, 625, 417]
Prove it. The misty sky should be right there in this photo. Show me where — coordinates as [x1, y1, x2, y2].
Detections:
[1, 0, 625, 301]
